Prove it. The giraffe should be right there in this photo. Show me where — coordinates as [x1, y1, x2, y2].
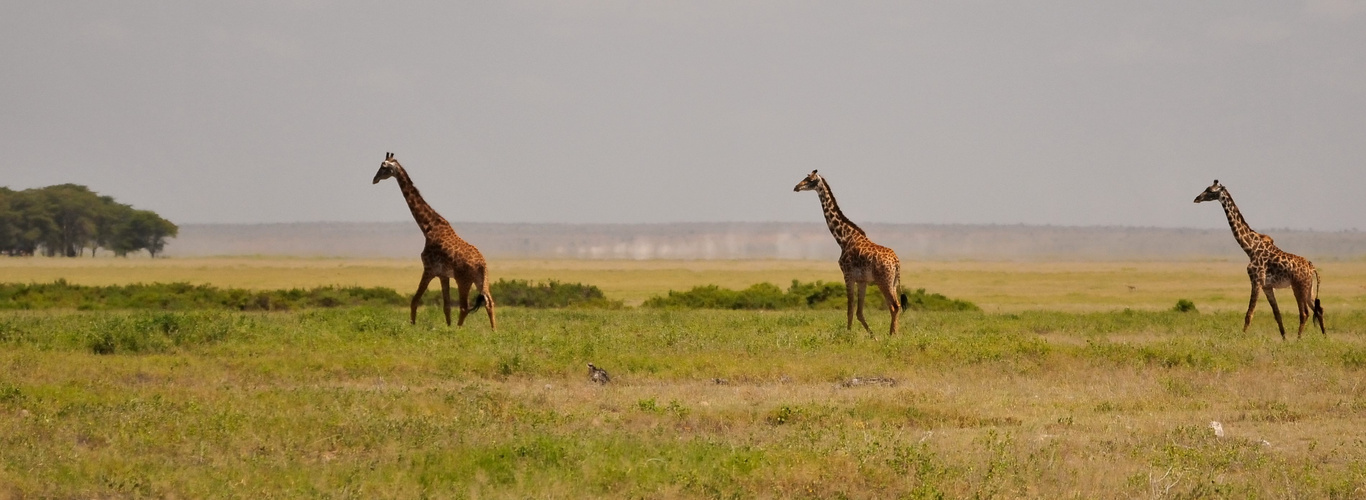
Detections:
[1194, 180, 1323, 339]
[372, 152, 495, 329]
[794, 170, 908, 335]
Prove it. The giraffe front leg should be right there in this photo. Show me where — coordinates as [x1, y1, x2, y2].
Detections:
[1243, 282, 1260, 333]
[855, 282, 872, 334]
[1264, 287, 1286, 341]
[844, 280, 856, 331]
[456, 280, 473, 327]
[439, 277, 452, 327]
[411, 274, 435, 325]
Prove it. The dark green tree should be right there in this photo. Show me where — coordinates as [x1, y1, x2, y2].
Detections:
[111, 210, 178, 258]
[0, 184, 175, 257]
[43, 184, 101, 257]
[90, 196, 134, 257]
[0, 188, 17, 255]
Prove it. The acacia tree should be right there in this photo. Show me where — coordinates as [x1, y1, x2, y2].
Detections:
[90, 197, 134, 257]
[44, 184, 100, 257]
[6, 190, 53, 256]
[0, 188, 17, 255]
[0, 184, 175, 257]
[110, 210, 178, 258]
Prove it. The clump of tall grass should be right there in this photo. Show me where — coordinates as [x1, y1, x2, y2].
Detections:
[642, 280, 979, 311]
[1173, 299, 1198, 313]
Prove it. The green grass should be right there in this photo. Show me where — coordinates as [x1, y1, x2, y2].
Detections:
[2, 306, 1366, 497]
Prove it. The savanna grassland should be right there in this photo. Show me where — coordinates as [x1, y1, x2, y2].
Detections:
[2, 257, 1366, 498]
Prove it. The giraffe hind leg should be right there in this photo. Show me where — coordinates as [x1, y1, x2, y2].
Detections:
[877, 282, 901, 336]
[439, 277, 452, 327]
[1293, 283, 1311, 339]
[456, 280, 473, 327]
[482, 288, 496, 331]
[1264, 287, 1286, 341]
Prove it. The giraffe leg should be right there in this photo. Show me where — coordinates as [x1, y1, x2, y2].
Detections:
[481, 283, 496, 331]
[878, 282, 900, 336]
[855, 282, 872, 334]
[410, 274, 435, 325]
[844, 280, 857, 331]
[439, 277, 452, 327]
[1243, 283, 1260, 333]
[456, 280, 473, 326]
[1264, 287, 1286, 341]
[1292, 282, 1311, 339]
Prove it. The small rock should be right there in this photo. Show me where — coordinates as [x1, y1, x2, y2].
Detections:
[841, 376, 897, 388]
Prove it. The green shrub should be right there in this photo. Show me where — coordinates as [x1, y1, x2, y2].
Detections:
[487, 279, 622, 309]
[642, 283, 801, 310]
[643, 280, 979, 312]
[0, 280, 405, 311]
[1173, 299, 1198, 313]
[902, 288, 981, 312]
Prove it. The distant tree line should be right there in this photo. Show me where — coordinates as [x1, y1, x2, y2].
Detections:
[0, 184, 177, 258]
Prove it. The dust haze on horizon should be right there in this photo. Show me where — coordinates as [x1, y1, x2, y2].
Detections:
[2, 2, 1363, 231]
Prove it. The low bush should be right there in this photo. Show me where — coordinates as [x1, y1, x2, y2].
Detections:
[487, 279, 622, 309]
[0, 279, 623, 311]
[643, 280, 979, 311]
[0, 280, 405, 311]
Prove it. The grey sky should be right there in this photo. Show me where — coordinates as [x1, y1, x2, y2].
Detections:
[2, 2, 1363, 230]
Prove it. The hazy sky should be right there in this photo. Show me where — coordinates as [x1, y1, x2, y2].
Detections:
[3, 2, 1363, 230]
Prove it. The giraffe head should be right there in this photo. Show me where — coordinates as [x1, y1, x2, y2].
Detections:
[372, 152, 401, 184]
[1193, 180, 1226, 203]
[793, 170, 823, 192]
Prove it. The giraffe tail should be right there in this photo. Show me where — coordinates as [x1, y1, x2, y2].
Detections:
[896, 266, 908, 308]
[1313, 269, 1325, 335]
[469, 265, 490, 314]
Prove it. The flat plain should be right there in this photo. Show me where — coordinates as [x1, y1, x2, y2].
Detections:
[2, 257, 1366, 498]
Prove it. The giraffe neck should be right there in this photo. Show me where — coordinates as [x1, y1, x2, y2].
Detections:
[392, 166, 448, 236]
[1217, 191, 1262, 258]
[813, 178, 867, 249]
